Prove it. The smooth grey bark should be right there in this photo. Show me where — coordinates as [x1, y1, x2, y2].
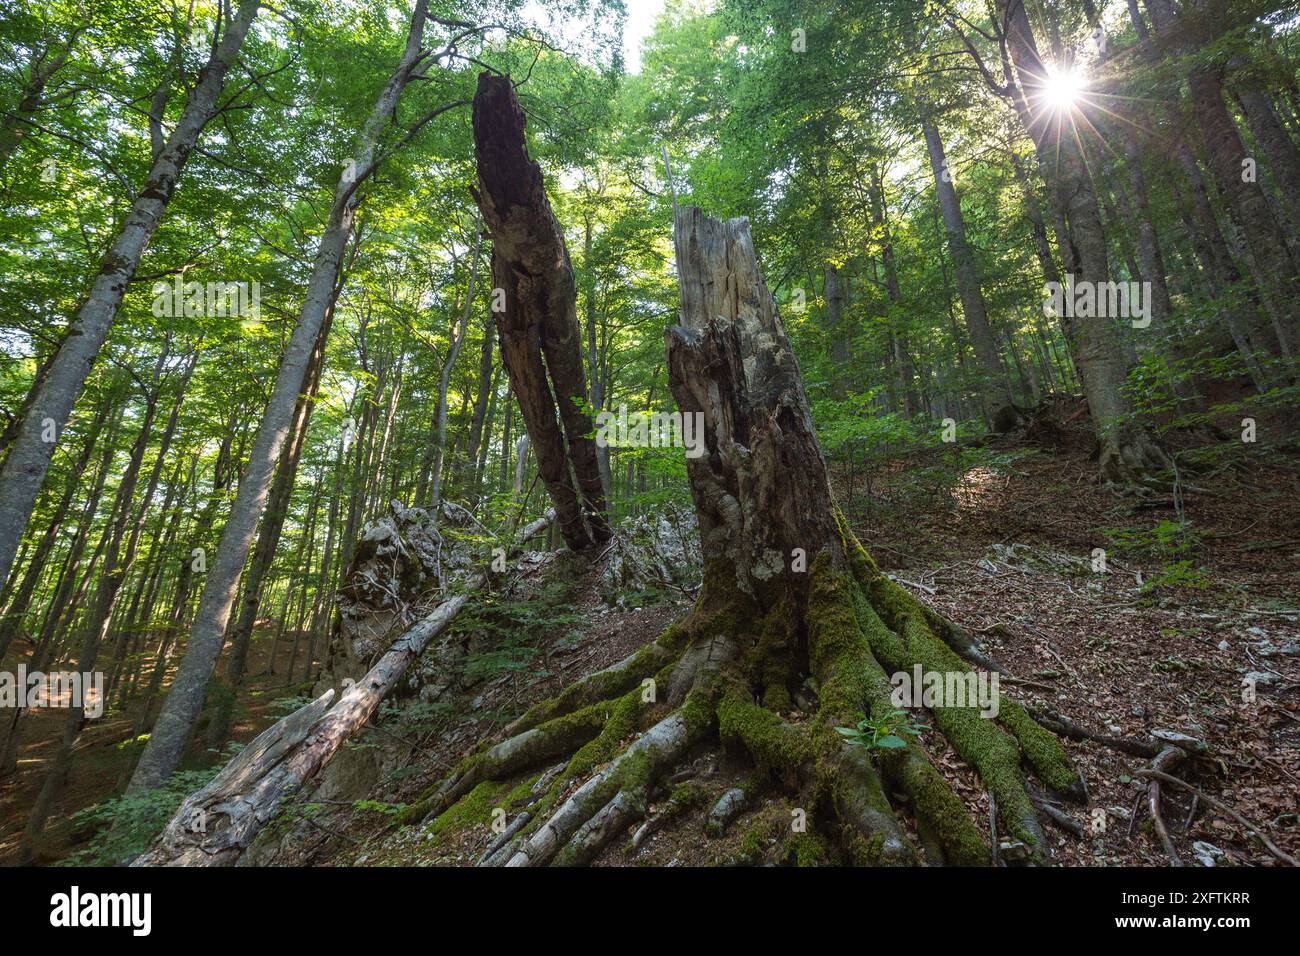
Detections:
[0, 0, 261, 602]
[205, 316, 331, 750]
[0, 399, 110, 658]
[921, 117, 1018, 431]
[127, 0, 440, 795]
[429, 223, 482, 511]
[997, 0, 1170, 481]
[19, 347, 176, 861]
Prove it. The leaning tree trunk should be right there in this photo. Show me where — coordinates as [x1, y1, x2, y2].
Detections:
[408, 208, 1084, 869]
[0, 0, 261, 596]
[470, 72, 611, 551]
[126, 0, 445, 797]
[136, 513, 554, 866]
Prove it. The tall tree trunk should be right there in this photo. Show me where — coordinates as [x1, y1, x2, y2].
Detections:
[871, 166, 920, 416]
[0, 0, 261, 595]
[825, 264, 851, 400]
[998, 0, 1170, 481]
[921, 117, 1019, 431]
[1144, 0, 1300, 358]
[127, 0, 441, 795]
[204, 316, 331, 751]
[0, 399, 111, 658]
[429, 224, 482, 511]
[379, 208, 1084, 870]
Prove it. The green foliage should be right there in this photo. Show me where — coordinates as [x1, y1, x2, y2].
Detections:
[835, 708, 928, 752]
[59, 768, 220, 867]
[454, 576, 585, 684]
[1105, 519, 1212, 593]
[352, 799, 407, 816]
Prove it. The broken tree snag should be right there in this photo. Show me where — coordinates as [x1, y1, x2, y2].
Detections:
[417, 209, 1082, 868]
[471, 72, 610, 551]
[135, 513, 554, 867]
[667, 206, 841, 605]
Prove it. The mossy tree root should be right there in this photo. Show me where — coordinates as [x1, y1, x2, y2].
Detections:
[509, 686, 716, 866]
[404, 631, 689, 827]
[416, 529, 1085, 866]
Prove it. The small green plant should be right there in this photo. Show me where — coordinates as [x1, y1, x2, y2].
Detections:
[353, 799, 407, 816]
[835, 708, 929, 751]
[1144, 559, 1212, 592]
[59, 767, 221, 867]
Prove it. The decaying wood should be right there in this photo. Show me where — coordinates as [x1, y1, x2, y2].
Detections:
[1136, 767, 1299, 868]
[136, 512, 554, 866]
[1146, 746, 1185, 866]
[666, 206, 840, 603]
[471, 72, 609, 552]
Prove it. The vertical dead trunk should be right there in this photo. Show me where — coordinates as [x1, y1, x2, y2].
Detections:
[470, 72, 610, 550]
[475, 207, 1080, 868]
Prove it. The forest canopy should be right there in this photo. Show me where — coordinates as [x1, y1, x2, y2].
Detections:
[0, 0, 1297, 878]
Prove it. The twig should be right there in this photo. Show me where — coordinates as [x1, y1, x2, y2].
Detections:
[1147, 746, 1184, 866]
[1135, 769, 1299, 867]
[988, 790, 1000, 867]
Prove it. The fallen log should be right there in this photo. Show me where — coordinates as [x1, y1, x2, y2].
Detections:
[135, 511, 554, 866]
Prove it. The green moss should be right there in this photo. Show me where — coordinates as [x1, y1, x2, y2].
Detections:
[784, 831, 827, 867]
[840, 826, 884, 866]
[996, 697, 1081, 795]
[805, 547, 989, 865]
[746, 599, 796, 712]
[804, 555, 873, 722]
[679, 683, 719, 738]
[562, 688, 644, 782]
[738, 827, 766, 862]
[422, 778, 512, 843]
[507, 639, 675, 735]
[718, 694, 811, 775]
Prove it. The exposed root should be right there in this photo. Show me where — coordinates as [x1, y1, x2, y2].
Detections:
[1136, 767, 1300, 867]
[1146, 746, 1185, 866]
[414, 522, 1091, 867]
[631, 780, 710, 849]
[506, 691, 714, 866]
[501, 635, 684, 737]
[705, 786, 751, 838]
[833, 745, 918, 865]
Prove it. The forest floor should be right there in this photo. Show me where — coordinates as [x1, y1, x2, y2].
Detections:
[0, 635, 313, 864]
[2, 410, 1297, 867]
[303, 413, 1300, 868]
